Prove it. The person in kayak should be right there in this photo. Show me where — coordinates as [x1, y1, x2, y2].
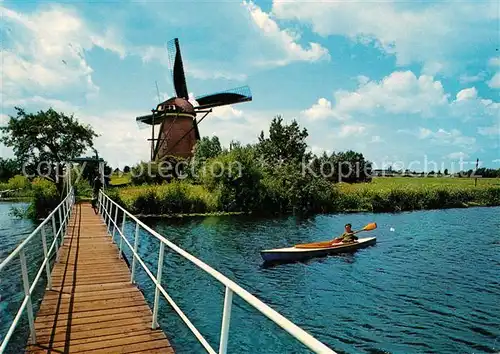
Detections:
[332, 224, 358, 244]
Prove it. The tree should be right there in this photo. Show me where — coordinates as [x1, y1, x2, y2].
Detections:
[0, 107, 98, 194]
[193, 136, 222, 162]
[75, 157, 112, 186]
[257, 115, 309, 165]
[444, 168, 449, 175]
[311, 150, 372, 183]
[123, 165, 131, 173]
[0, 158, 21, 182]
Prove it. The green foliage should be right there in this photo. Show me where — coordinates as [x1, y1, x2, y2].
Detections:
[130, 156, 187, 185]
[118, 182, 218, 215]
[337, 179, 500, 212]
[0, 157, 21, 182]
[74, 157, 112, 186]
[260, 162, 338, 214]
[7, 175, 31, 190]
[193, 136, 222, 163]
[0, 107, 98, 193]
[309, 150, 372, 183]
[257, 115, 309, 164]
[26, 178, 59, 219]
[199, 145, 263, 212]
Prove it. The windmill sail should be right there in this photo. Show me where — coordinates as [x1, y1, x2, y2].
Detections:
[167, 38, 189, 99]
[136, 37, 253, 162]
[195, 86, 252, 110]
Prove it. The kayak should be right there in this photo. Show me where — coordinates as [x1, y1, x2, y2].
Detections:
[260, 237, 376, 263]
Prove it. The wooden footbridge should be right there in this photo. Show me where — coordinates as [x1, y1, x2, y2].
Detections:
[0, 188, 336, 354]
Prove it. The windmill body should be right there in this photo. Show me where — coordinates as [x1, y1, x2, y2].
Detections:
[136, 38, 252, 161]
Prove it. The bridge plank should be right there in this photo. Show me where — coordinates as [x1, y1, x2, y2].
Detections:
[26, 203, 174, 353]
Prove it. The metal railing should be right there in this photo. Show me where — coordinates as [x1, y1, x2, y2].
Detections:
[98, 191, 336, 354]
[0, 188, 75, 352]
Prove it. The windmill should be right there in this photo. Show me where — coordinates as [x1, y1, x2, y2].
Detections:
[136, 38, 253, 161]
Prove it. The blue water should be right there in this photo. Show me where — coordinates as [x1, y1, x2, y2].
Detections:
[1, 204, 499, 353]
[0, 202, 54, 353]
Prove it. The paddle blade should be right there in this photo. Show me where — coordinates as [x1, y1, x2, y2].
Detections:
[363, 222, 377, 231]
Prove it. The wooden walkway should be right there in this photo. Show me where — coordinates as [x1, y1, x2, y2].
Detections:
[26, 203, 174, 353]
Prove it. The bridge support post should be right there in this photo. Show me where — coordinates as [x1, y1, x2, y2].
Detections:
[41, 227, 52, 290]
[112, 205, 118, 244]
[131, 223, 140, 284]
[219, 287, 234, 354]
[52, 215, 60, 263]
[19, 249, 36, 344]
[119, 212, 126, 259]
[152, 242, 165, 329]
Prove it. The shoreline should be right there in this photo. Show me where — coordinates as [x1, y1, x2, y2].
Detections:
[130, 203, 498, 219]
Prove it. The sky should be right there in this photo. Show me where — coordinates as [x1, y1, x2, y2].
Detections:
[1, 0, 499, 172]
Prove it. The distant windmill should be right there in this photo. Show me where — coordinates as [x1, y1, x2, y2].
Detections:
[136, 38, 252, 161]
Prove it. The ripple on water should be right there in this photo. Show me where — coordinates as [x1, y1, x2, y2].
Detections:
[2, 206, 499, 354]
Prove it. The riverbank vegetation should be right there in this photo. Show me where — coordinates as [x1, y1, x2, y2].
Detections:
[107, 116, 500, 215]
[2, 107, 500, 218]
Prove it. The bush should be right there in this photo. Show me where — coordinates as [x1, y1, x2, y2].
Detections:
[8, 175, 31, 190]
[26, 178, 59, 219]
[130, 156, 187, 185]
[199, 146, 263, 212]
[118, 182, 217, 215]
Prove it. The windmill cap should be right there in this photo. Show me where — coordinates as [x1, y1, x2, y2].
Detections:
[157, 97, 195, 114]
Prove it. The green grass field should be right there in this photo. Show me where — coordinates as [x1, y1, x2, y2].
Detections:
[110, 172, 132, 186]
[341, 177, 500, 191]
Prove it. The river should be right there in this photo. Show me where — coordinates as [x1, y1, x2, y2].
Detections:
[1, 204, 499, 353]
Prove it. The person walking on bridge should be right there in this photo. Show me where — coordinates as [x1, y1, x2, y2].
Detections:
[91, 173, 103, 214]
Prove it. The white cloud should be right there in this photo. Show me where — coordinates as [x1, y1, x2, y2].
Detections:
[243, 1, 330, 67]
[301, 98, 343, 121]
[489, 57, 500, 67]
[272, 0, 498, 74]
[1, 4, 126, 101]
[459, 73, 486, 84]
[478, 124, 499, 136]
[446, 152, 469, 160]
[456, 87, 478, 101]
[139, 46, 248, 82]
[0, 114, 9, 126]
[418, 128, 476, 147]
[370, 135, 383, 143]
[487, 72, 500, 89]
[302, 71, 450, 120]
[211, 105, 244, 120]
[337, 124, 367, 138]
[3, 96, 78, 113]
[303, 71, 499, 125]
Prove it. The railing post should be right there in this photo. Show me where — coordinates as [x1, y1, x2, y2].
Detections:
[98, 192, 102, 216]
[52, 214, 60, 262]
[219, 287, 234, 354]
[152, 242, 165, 329]
[103, 196, 108, 224]
[19, 249, 36, 344]
[107, 201, 112, 235]
[58, 207, 63, 240]
[61, 202, 66, 235]
[119, 211, 126, 259]
[41, 226, 52, 290]
[131, 223, 140, 284]
[112, 203, 118, 243]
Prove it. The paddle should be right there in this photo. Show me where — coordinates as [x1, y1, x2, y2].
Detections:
[295, 222, 377, 248]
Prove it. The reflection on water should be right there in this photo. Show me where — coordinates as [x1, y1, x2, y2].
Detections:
[122, 207, 500, 354]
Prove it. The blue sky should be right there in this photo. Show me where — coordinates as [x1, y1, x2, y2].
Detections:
[1, 0, 499, 172]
